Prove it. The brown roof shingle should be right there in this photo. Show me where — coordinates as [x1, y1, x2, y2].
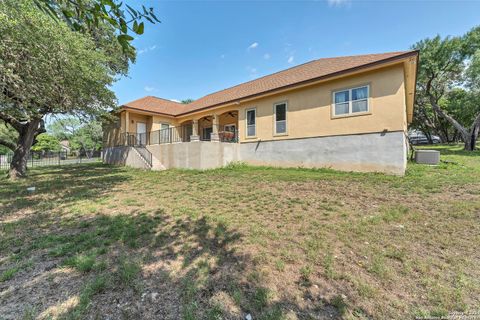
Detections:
[121, 51, 417, 116]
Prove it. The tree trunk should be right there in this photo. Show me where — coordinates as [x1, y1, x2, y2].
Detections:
[9, 119, 41, 179]
[465, 113, 480, 151]
[428, 96, 474, 150]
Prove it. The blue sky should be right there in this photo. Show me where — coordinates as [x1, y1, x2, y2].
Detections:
[113, 0, 480, 105]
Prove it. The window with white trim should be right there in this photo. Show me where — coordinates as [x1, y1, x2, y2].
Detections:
[274, 102, 287, 134]
[333, 85, 369, 116]
[246, 108, 256, 137]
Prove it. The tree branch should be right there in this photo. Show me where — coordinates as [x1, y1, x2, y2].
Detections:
[425, 72, 469, 139]
[0, 111, 23, 132]
[0, 138, 16, 151]
[429, 95, 468, 138]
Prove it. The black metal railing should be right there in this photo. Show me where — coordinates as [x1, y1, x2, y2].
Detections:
[0, 150, 101, 170]
[149, 126, 190, 145]
[199, 124, 238, 143]
[120, 132, 148, 147]
[117, 126, 238, 147]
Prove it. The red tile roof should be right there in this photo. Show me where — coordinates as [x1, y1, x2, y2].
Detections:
[121, 51, 418, 116]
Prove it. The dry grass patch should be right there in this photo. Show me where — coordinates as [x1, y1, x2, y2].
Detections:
[0, 145, 479, 319]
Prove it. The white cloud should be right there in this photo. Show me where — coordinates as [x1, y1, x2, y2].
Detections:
[327, 0, 351, 7]
[247, 42, 259, 51]
[144, 86, 157, 92]
[263, 53, 271, 60]
[138, 44, 158, 55]
[247, 66, 257, 73]
[287, 56, 294, 64]
[170, 99, 180, 103]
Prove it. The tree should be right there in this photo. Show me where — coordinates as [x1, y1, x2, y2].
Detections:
[71, 121, 103, 152]
[413, 27, 480, 150]
[34, 0, 160, 52]
[49, 117, 103, 152]
[31, 134, 61, 152]
[0, 0, 121, 178]
[49, 117, 83, 141]
[181, 99, 194, 104]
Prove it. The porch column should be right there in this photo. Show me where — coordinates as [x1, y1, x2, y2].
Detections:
[210, 114, 220, 142]
[190, 119, 200, 142]
[124, 111, 130, 146]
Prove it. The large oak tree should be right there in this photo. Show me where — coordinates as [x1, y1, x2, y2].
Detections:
[413, 27, 480, 150]
[0, 0, 129, 178]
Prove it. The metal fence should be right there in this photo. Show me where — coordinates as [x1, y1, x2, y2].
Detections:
[0, 150, 102, 170]
[149, 126, 189, 145]
[115, 125, 239, 148]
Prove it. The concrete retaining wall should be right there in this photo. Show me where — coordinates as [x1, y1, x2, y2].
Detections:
[238, 131, 407, 175]
[105, 131, 407, 175]
[147, 141, 239, 170]
[103, 146, 151, 170]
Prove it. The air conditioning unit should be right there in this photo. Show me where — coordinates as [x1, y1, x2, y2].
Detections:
[415, 150, 440, 165]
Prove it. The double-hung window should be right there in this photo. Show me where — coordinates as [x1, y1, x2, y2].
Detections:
[246, 108, 256, 137]
[333, 85, 369, 117]
[274, 102, 287, 135]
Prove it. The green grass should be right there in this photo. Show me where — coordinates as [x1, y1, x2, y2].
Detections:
[0, 145, 479, 319]
[116, 256, 141, 287]
[0, 265, 22, 282]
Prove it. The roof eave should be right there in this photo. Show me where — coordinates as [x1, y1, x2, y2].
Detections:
[177, 50, 420, 117]
[119, 106, 178, 117]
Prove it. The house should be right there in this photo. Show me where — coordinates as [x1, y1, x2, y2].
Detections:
[103, 51, 418, 175]
[59, 140, 70, 153]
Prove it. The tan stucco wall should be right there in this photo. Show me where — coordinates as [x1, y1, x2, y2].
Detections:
[174, 64, 407, 142]
[235, 64, 406, 142]
[151, 115, 178, 131]
[104, 63, 408, 147]
[103, 117, 123, 148]
[127, 113, 149, 132]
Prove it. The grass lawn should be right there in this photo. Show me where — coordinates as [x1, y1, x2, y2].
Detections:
[1, 144, 479, 319]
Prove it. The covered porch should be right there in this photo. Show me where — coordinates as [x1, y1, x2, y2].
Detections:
[113, 110, 239, 147]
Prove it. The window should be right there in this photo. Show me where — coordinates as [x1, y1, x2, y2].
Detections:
[160, 123, 170, 143]
[274, 102, 287, 134]
[246, 108, 256, 137]
[333, 85, 369, 116]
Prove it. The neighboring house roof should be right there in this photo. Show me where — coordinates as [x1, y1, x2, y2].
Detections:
[120, 51, 418, 117]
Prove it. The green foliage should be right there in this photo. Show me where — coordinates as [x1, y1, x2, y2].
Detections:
[31, 133, 60, 152]
[33, 0, 160, 52]
[412, 26, 480, 146]
[0, 0, 129, 176]
[48, 118, 82, 141]
[0, 0, 117, 119]
[70, 121, 103, 151]
[0, 122, 17, 154]
[48, 117, 102, 152]
[181, 99, 195, 104]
